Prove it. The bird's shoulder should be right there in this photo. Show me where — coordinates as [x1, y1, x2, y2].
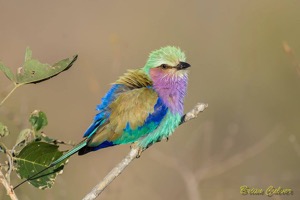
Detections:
[108, 69, 159, 130]
[114, 69, 152, 89]
[96, 69, 152, 112]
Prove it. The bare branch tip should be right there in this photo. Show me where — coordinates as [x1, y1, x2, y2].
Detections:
[283, 41, 292, 54]
[195, 103, 208, 112]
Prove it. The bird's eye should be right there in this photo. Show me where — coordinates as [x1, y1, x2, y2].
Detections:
[161, 64, 167, 69]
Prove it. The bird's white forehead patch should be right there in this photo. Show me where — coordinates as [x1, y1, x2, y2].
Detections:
[143, 46, 187, 73]
[155, 58, 180, 67]
[156, 47, 186, 66]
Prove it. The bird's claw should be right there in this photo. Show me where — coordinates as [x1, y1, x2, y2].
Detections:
[136, 148, 144, 158]
[130, 143, 145, 158]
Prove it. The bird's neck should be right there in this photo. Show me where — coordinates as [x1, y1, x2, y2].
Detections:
[149, 68, 188, 115]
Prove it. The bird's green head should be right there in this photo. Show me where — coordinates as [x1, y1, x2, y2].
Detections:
[143, 46, 190, 75]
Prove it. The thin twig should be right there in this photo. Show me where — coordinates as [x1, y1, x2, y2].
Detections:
[288, 134, 300, 157]
[0, 169, 18, 200]
[196, 126, 281, 180]
[5, 152, 13, 183]
[0, 84, 21, 107]
[148, 126, 281, 200]
[282, 42, 300, 75]
[82, 102, 208, 200]
[149, 149, 201, 200]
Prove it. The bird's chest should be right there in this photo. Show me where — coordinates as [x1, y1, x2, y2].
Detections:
[156, 86, 186, 115]
[152, 75, 187, 115]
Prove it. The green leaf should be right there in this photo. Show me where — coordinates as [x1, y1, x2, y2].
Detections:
[0, 122, 9, 138]
[15, 129, 33, 147]
[29, 110, 48, 132]
[0, 62, 15, 82]
[24, 47, 32, 62]
[16, 47, 77, 84]
[15, 141, 66, 189]
[40, 133, 60, 144]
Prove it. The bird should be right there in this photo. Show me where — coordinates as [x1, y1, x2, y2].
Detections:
[14, 46, 191, 189]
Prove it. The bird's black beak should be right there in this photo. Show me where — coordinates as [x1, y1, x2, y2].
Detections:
[177, 62, 191, 70]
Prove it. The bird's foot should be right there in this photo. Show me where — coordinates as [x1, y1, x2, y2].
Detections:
[136, 148, 144, 158]
[156, 136, 169, 143]
[130, 143, 145, 158]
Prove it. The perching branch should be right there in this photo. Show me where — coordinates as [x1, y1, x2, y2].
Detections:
[0, 170, 18, 200]
[82, 102, 208, 200]
[180, 103, 208, 124]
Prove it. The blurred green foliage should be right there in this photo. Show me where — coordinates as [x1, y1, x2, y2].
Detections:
[0, 48, 77, 196]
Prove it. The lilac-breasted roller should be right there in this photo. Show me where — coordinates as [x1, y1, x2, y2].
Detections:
[57, 46, 190, 159]
[15, 46, 191, 188]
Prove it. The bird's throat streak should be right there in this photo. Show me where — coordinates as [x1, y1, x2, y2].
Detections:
[149, 68, 188, 114]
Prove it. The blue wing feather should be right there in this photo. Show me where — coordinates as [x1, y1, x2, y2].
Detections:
[82, 83, 168, 153]
[83, 84, 128, 137]
[83, 120, 102, 138]
[144, 97, 168, 124]
[109, 96, 168, 145]
[88, 96, 168, 152]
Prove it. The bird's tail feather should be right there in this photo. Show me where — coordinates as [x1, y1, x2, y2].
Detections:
[14, 140, 87, 190]
[50, 140, 87, 166]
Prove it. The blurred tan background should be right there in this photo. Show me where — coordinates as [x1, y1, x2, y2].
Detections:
[1, 0, 300, 199]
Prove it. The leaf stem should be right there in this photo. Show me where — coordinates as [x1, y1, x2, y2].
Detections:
[0, 84, 22, 107]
